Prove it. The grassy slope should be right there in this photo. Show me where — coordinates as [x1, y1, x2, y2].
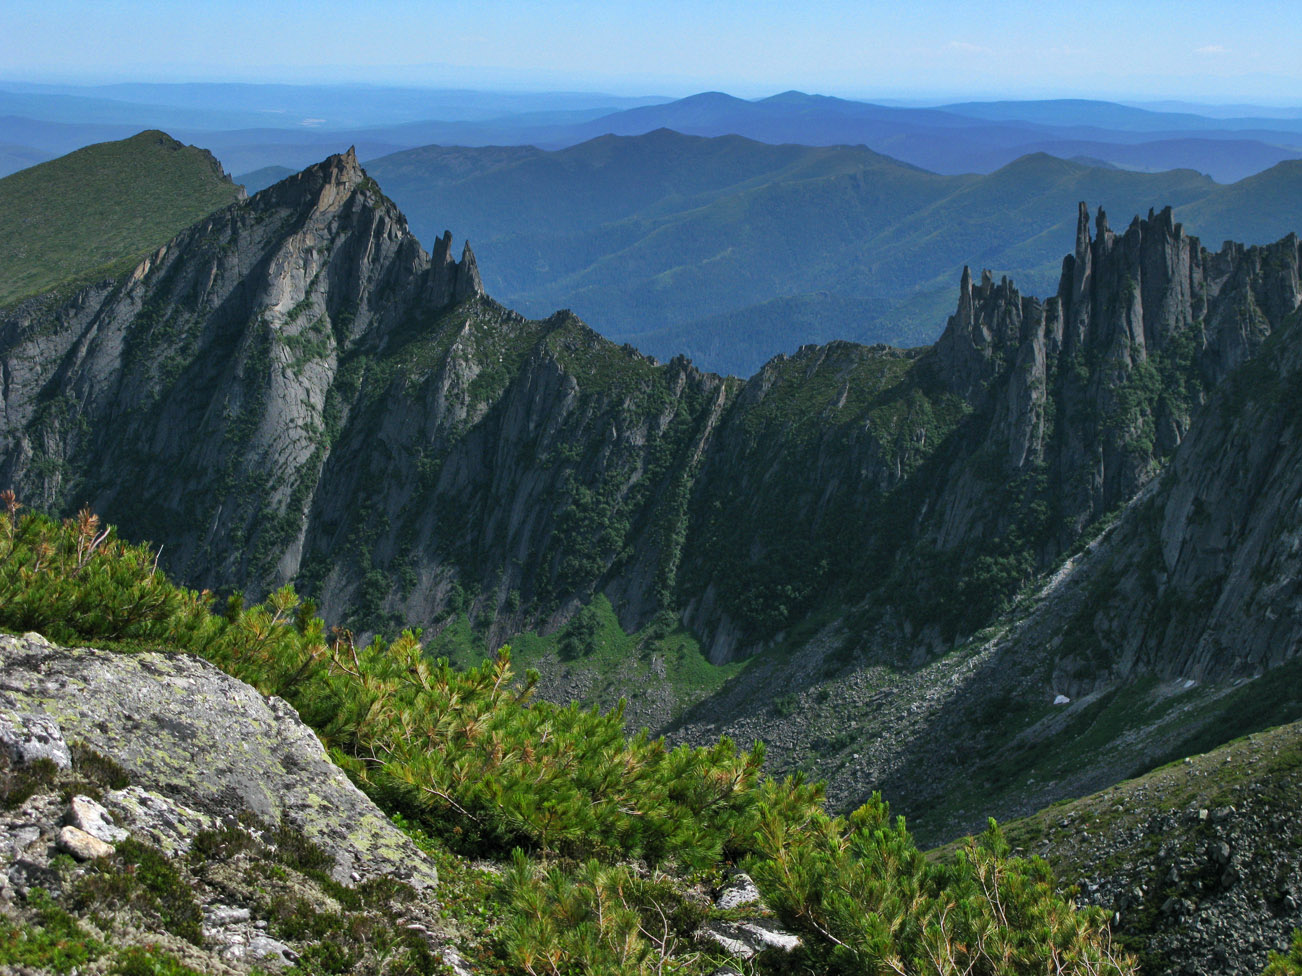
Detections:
[425, 595, 747, 734]
[1177, 159, 1302, 248]
[0, 129, 242, 307]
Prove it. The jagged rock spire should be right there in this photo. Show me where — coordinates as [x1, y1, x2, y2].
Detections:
[454, 241, 484, 300]
[425, 230, 484, 306]
[254, 144, 369, 221]
[1074, 200, 1091, 266]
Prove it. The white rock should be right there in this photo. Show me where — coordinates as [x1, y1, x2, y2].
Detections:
[58, 824, 114, 860]
[205, 904, 253, 927]
[1053, 694, 1071, 705]
[68, 795, 128, 843]
[698, 919, 801, 959]
[716, 871, 764, 910]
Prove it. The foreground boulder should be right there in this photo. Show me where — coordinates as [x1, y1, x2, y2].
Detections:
[0, 631, 452, 974]
[0, 631, 435, 888]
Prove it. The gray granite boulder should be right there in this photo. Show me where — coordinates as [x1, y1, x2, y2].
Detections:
[0, 632, 436, 889]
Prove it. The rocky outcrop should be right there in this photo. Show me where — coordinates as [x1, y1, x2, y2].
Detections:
[5, 146, 1302, 917]
[0, 631, 453, 972]
[696, 871, 801, 965]
[0, 631, 436, 889]
[919, 204, 1300, 561]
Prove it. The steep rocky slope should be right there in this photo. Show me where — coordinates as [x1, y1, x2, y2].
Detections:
[946, 719, 1302, 976]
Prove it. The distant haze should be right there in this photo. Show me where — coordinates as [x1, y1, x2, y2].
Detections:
[4, 0, 1301, 103]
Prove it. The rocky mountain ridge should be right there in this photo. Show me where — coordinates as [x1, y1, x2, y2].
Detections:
[3, 149, 1302, 853]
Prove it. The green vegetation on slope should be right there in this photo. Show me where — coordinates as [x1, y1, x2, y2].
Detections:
[428, 595, 747, 732]
[0, 130, 241, 307]
[0, 496, 1136, 975]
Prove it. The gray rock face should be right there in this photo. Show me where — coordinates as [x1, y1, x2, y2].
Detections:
[0, 632, 456, 970]
[0, 632, 436, 889]
[0, 711, 72, 769]
[0, 147, 733, 654]
[0, 147, 481, 604]
[659, 210, 1302, 852]
[696, 869, 800, 962]
[100, 785, 215, 855]
[926, 203, 1301, 559]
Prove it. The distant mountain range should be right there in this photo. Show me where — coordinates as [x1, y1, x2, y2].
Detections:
[2, 83, 1300, 183]
[363, 129, 1302, 374]
[7, 125, 1302, 376]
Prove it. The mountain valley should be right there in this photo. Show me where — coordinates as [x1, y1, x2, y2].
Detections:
[3, 132, 1302, 973]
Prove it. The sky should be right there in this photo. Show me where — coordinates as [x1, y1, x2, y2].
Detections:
[4, 0, 1301, 104]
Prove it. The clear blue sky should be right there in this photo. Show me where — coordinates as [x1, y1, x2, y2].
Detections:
[5, 0, 1300, 103]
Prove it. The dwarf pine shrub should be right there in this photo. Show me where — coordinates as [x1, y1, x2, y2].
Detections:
[0, 498, 1138, 975]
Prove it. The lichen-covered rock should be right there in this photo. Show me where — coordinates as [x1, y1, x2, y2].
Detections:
[100, 785, 214, 855]
[0, 632, 436, 889]
[0, 631, 456, 974]
[0, 710, 72, 769]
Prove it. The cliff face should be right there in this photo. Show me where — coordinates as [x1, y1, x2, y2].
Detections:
[914, 203, 1302, 685]
[0, 149, 731, 647]
[3, 151, 1301, 685]
[0, 148, 473, 590]
[929, 203, 1299, 548]
[675, 203, 1301, 660]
